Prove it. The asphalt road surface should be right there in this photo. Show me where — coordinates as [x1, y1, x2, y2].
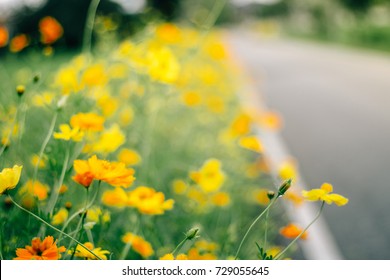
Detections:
[228, 30, 390, 259]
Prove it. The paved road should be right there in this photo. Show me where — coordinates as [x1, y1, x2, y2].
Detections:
[228, 31, 390, 259]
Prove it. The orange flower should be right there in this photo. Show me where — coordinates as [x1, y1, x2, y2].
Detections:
[0, 26, 9, 47]
[14, 236, 66, 260]
[39, 16, 63, 44]
[127, 186, 174, 215]
[122, 233, 154, 258]
[9, 34, 29, 52]
[70, 112, 105, 132]
[279, 224, 308, 240]
[73, 155, 135, 188]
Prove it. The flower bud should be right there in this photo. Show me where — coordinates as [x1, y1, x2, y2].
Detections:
[185, 228, 199, 240]
[33, 74, 40, 83]
[278, 179, 292, 196]
[65, 201, 72, 210]
[267, 191, 275, 200]
[16, 85, 25, 97]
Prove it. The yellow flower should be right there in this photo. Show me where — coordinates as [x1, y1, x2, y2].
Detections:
[258, 111, 283, 130]
[86, 206, 110, 224]
[90, 124, 125, 154]
[31, 154, 45, 169]
[211, 192, 230, 207]
[284, 190, 304, 206]
[302, 183, 348, 206]
[127, 186, 174, 215]
[118, 148, 141, 166]
[239, 136, 263, 153]
[159, 253, 174, 260]
[53, 124, 84, 142]
[73, 242, 110, 260]
[55, 67, 80, 94]
[172, 179, 187, 195]
[147, 45, 180, 84]
[266, 246, 282, 259]
[119, 106, 134, 126]
[195, 240, 219, 252]
[51, 208, 68, 225]
[229, 113, 252, 137]
[19, 179, 49, 200]
[32, 92, 54, 107]
[122, 233, 154, 258]
[187, 248, 217, 260]
[159, 253, 188, 260]
[190, 159, 225, 193]
[187, 188, 207, 206]
[278, 160, 298, 181]
[81, 63, 108, 88]
[254, 189, 271, 205]
[155, 23, 182, 44]
[73, 155, 135, 188]
[176, 254, 188, 260]
[101, 187, 128, 207]
[70, 112, 105, 132]
[97, 95, 118, 117]
[0, 165, 22, 195]
[182, 91, 202, 107]
[205, 41, 227, 60]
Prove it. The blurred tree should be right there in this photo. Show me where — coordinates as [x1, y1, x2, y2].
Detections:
[338, 0, 375, 13]
[148, 0, 181, 20]
[253, 0, 290, 18]
[11, 0, 122, 48]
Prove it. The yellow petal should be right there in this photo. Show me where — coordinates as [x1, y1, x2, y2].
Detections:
[320, 183, 333, 193]
[327, 193, 349, 206]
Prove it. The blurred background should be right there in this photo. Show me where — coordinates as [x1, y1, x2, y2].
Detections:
[1, 0, 390, 259]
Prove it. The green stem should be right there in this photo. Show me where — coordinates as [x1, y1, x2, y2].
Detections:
[8, 195, 102, 260]
[0, 227, 3, 260]
[59, 190, 94, 235]
[46, 145, 70, 217]
[32, 111, 58, 184]
[119, 212, 140, 260]
[59, 181, 100, 240]
[202, 0, 227, 30]
[119, 242, 132, 260]
[171, 237, 188, 256]
[82, 0, 101, 55]
[274, 201, 326, 260]
[235, 196, 279, 259]
[264, 208, 270, 250]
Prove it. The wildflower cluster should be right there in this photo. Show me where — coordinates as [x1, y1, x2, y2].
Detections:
[0, 14, 348, 261]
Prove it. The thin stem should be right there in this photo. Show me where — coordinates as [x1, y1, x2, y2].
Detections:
[202, 0, 227, 30]
[8, 195, 102, 260]
[274, 201, 326, 260]
[235, 196, 279, 260]
[119, 212, 140, 260]
[59, 187, 96, 234]
[32, 111, 58, 184]
[171, 237, 188, 256]
[119, 243, 132, 260]
[263, 208, 270, 250]
[82, 0, 101, 55]
[45, 145, 70, 217]
[59, 181, 100, 240]
[0, 228, 3, 260]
